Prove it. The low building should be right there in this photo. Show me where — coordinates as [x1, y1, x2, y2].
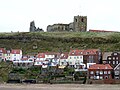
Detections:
[88, 64, 113, 80]
[114, 63, 120, 79]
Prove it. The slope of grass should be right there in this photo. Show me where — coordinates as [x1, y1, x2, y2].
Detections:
[0, 32, 120, 54]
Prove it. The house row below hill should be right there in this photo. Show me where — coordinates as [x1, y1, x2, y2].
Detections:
[1, 48, 120, 81]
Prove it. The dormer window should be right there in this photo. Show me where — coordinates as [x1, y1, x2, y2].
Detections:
[108, 57, 111, 60]
[105, 67, 108, 69]
[79, 52, 83, 54]
[86, 52, 89, 54]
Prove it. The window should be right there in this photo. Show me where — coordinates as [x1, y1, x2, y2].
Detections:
[61, 62, 64, 65]
[113, 57, 115, 60]
[96, 71, 99, 75]
[29, 59, 32, 61]
[116, 57, 118, 60]
[14, 54, 16, 56]
[117, 67, 120, 70]
[116, 61, 118, 64]
[100, 71, 103, 75]
[77, 56, 79, 59]
[115, 71, 119, 75]
[104, 71, 107, 74]
[70, 57, 71, 59]
[81, 18, 84, 22]
[75, 18, 77, 22]
[7, 54, 10, 56]
[74, 57, 76, 59]
[113, 61, 115, 64]
[109, 61, 111, 64]
[90, 76, 94, 79]
[108, 71, 111, 74]
[90, 71, 94, 74]
[69, 62, 72, 65]
[89, 56, 94, 63]
[80, 56, 82, 59]
[100, 76, 103, 79]
[37, 62, 39, 64]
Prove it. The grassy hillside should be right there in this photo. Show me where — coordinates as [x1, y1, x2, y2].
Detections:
[0, 32, 120, 54]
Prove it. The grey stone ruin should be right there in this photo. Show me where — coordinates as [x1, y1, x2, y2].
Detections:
[29, 21, 44, 32]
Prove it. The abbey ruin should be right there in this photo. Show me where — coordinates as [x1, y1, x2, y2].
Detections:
[47, 15, 87, 32]
[29, 15, 87, 32]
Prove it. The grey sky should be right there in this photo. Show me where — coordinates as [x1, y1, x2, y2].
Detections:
[0, 0, 120, 32]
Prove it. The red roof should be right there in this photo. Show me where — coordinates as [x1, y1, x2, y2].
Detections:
[69, 49, 99, 56]
[0, 48, 6, 53]
[89, 29, 116, 32]
[11, 49, 22, 54]
[45, 52, 60, 55]
[37, 53, 45, 58]
[88, 64, 113, 70]
[69, 50, 84, 56]
[60, 53, 68, 59]
[84, 49, 99, 55]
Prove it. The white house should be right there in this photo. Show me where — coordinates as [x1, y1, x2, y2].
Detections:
[68, 49, 86, 69]
[11, 49, 22, 61]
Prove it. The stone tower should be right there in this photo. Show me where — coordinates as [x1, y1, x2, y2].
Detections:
[73, 15, 87, 32]
[29, 21, 36, 32]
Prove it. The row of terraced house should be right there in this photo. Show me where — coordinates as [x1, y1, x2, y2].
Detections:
[0, 48, 120, 81]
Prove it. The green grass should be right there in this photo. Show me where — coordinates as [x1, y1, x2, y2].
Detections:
[0, 32, 120, 54]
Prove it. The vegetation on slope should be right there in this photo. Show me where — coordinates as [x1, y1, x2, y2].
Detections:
[0, 61, 13, 82]
[0, 32, 120, 54]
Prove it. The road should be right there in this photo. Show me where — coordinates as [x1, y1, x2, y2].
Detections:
[0, 84, 120, 90]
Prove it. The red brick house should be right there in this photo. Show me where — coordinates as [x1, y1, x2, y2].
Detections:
[88, 64, 113, 80]
[83, 49, 101, 68]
